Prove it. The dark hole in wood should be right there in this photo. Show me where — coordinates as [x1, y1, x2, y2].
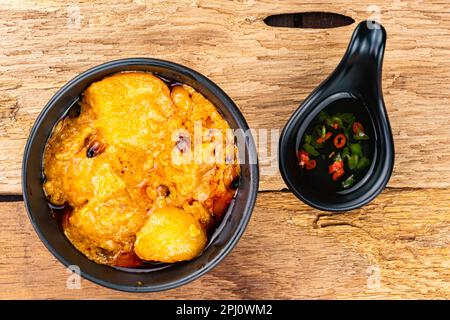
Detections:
[0, 195, 23, 202]
[264, 12, 354, 29]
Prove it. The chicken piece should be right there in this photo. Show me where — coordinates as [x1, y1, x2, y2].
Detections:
[134, 207, 207, 263]
[65, 192, 149, 265]
[83, 72, 174, 149]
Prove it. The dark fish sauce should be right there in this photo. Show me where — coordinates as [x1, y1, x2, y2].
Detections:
[298, 97, 375, 193]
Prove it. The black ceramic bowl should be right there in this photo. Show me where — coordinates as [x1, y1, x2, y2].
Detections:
[22, 58, 259, 292]
[279, 21, 394, 212]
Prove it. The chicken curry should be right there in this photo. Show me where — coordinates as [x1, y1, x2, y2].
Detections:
[43, 72, 239, 267]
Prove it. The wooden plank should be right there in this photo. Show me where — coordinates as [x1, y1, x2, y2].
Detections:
[0, 1, 450, 193]
[1, 189, 449, 299]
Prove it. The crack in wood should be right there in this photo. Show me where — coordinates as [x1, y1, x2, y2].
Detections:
[264, 12, 355, 29]
[0, 195, 23, 202]
[312, 211, 382, 242]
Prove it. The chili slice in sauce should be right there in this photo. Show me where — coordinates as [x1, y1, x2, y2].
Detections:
[305, 159, 316, 170]
[297, 150, 310, 168]
[298, 110, 371, 188]
[334, 133, 346, 149]
[316, 132, 333, 145]
[353, 122, 364, 134]
[332, 168, 345, 181]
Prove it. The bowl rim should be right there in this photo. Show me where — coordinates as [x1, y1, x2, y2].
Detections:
[21, 57, 259, 292]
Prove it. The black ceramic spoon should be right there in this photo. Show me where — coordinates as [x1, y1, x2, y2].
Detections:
[279, 20, 394, 212]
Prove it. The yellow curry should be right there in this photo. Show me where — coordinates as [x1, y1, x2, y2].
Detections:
[43, 72, 239, 267]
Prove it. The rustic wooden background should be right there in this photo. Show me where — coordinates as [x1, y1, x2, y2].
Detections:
[0, 0, 449, 299]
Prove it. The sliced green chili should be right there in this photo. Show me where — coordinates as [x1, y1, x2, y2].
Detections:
[303, 144, 320, 157]
[357, 156, 370, 169]
[336, 113, 356, 124]
[354, 133, 369, 140]
[348, 154, 359, 170]
[342, 174, 355, 188]
[321, 125, 326, 138]
[304, 134, 312, 145]
[299, 109, 372, 188]
[342, 146, 350, 159]
[354, 129, 369, 141]
[350, 143, 362, 156]
[326, 116, 343, 128]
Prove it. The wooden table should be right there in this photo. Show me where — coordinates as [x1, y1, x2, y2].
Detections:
[0, 0, 449, 299]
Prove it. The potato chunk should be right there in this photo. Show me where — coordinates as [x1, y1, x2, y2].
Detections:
[134, 207, 207, 263]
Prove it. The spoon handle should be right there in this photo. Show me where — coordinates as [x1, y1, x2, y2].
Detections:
[332, 20, 386, 99]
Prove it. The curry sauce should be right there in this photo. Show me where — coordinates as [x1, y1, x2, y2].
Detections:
[43, 72, 239, 267]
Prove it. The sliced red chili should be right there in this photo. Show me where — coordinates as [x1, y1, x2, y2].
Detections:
[316, 132, 333, 144]
[329, 160, 344, 174]
[353, 122, 364, 134]
[332, 168, 345, 181]
[334, 133, 346, 149]
[297, 150, 310, 168]
[305, 159, 316, 170]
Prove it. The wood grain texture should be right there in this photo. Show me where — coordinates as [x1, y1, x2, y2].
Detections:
[1, 189, 449, 299]
[0, 0, 450, 192]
